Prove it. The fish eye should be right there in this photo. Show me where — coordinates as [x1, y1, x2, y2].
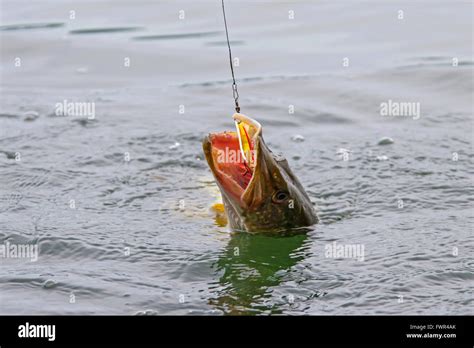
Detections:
[272, 190, 289, 203]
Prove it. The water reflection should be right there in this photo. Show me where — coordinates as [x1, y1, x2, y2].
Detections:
[210, 230, 312, 315]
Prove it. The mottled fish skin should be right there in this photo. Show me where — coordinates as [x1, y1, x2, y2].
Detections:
[203, 122, 318, 233]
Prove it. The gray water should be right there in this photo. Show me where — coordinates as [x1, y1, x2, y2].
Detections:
[0, 0, 473, 315]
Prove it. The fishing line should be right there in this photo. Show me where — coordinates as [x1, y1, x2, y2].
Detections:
[221, 0, 240, 113]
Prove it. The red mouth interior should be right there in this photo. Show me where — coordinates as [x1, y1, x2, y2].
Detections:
[209, 132, 253, 201]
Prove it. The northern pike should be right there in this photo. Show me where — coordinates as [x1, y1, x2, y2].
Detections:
[202, 113, 318, 232]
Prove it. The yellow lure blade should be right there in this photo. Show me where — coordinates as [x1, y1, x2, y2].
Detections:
[235, 120, 252, 166]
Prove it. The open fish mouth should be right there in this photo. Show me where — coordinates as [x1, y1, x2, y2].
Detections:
[202, 114, 261, 206]
[203, 113, 319, 232]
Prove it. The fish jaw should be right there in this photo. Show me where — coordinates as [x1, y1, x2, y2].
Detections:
[202, 130, 253, 207]
[202, 113, 262, 209]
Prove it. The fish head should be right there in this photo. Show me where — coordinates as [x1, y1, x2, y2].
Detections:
[202, 113, 318, 232]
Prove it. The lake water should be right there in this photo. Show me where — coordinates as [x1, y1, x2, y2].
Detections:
[0, 0, 473, 315]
